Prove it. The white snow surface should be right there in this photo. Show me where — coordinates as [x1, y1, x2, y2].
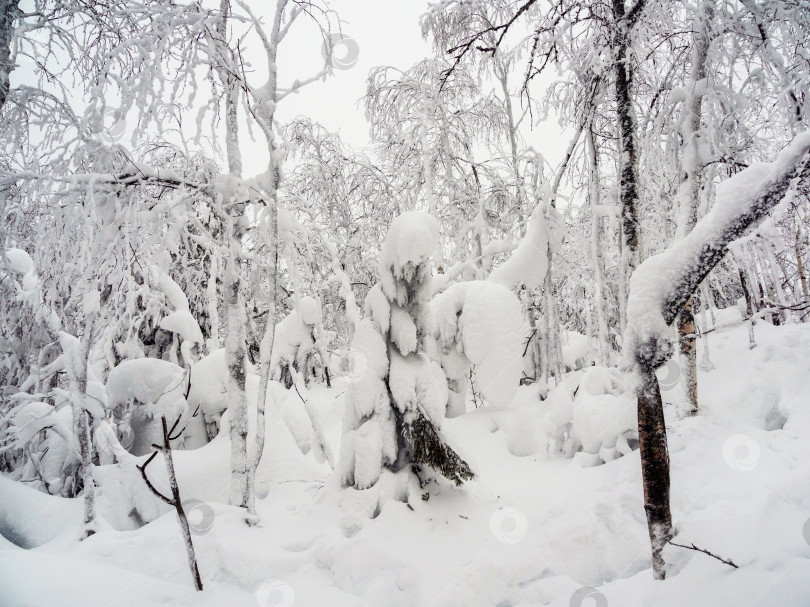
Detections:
[2, 319, 810, 606]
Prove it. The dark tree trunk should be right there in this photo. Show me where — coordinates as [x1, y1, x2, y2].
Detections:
[731, 248, 757, 348]
[637, 364, 673, 579]
[629, 137, 810, 580]
[613, 0, 642, 270]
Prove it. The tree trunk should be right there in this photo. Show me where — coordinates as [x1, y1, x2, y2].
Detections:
[743, 243, 765, 313]
[613, 0, 641, 275]
[74, 326, 96, 540]
[159, 417, 203, 591]
[224, 236, 249, 508]
[247, 195, 278, 523]
[763, 239, 790, 322]
[587, 126, 610, 366]
[797, 222, 809, 303]
[0, 0, 18, 113]
[731, 247, 757, 348]
[757, 241, 782, 324]
[244, 0, 286, 521]
[677, 296, 698, 415]
[676, 0, 713, 415]
[215, 0, 251, 509]
[628, 135, 810, 580]
[698, 297, 714, 371]
[206, 249, 220, 350]
[637, 363, 673, 579]
[541, 257, 553, 384]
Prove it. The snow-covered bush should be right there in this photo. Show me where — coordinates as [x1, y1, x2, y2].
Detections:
[270, 296, 327, 388]
[542, 366, 638, 466]
[560, 331, 597, 372]
[106, 358, 205, 456]
[1, 399, 78, 496]
[431, 280, 526, 416]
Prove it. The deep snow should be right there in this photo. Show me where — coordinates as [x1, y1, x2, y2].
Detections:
[2, 311, 810, 606]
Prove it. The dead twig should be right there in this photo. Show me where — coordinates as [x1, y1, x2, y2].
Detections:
[668, 540, 738, 569]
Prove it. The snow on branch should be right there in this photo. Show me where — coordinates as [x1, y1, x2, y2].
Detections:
[625, 132, 810, 369]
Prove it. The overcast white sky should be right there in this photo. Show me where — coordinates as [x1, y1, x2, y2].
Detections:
[265, 0, 568, 176]
[272, 1, 431, 151]
[11, 0, 567, 178]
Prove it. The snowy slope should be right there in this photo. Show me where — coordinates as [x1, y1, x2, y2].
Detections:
[2, 318, 810, 606]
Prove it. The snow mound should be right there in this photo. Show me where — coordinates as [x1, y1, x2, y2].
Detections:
[561, 330, 595, 371]
[338, 319, 396, 489]
[543, 367, 637, 464]
[0, 475, 81, 548]
[380, 211, 439, 278]
[106, 358, 188, 454]
[573, 367, 637, 462]
[433, 281, 526, 409]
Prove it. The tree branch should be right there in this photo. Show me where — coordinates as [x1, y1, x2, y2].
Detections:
[136, 451, 174, 505]
[668, 540, 738, 569]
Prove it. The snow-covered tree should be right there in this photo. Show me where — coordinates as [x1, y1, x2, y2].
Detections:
[339, 212, 474, 490]
[625, 132, 810, 579]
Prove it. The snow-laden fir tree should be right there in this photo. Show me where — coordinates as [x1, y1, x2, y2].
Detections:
[338, 211, 474, 490]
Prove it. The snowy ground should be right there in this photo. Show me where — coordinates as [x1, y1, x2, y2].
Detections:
[2, 312, 810, 606]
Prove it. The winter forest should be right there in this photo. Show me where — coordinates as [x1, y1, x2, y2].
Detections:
[1, 0, 810, 605]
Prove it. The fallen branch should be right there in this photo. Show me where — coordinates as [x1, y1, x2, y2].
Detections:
[668, 540, 739, 569]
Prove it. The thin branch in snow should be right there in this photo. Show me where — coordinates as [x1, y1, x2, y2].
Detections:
[668, 540, 739, 569]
